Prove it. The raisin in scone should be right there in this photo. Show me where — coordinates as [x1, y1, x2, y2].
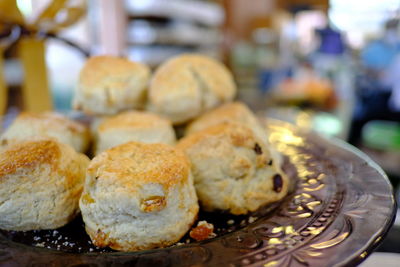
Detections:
[177, 122, 288, 215]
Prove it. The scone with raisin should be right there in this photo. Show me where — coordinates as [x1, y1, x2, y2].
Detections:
[94, 111, 176, 155]
[147, 54, 236, 124]
[0, 112, 89, 153]
[79, 142, 198, 251]
[73, 55, 150, 115]
[0, 139, 89, 230]
[177, 122, 288, 215]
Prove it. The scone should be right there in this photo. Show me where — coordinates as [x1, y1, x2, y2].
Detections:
[177, 122, 288, 215]
[185, 102, 284, 167]
[79, 142, 199, 251]
[94, 111, 176, 155]
[147, 54, 236, 124]
[185, 101, 268, 141]
[0, 112, 90, 153]
[0, 139, 89, 231]
[73, 55, 150, 115]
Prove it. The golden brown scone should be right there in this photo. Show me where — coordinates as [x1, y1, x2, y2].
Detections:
[0, 112, 90, 153]
[0, 139, 89, 231]
[177, 122, 288, 215]
[94, 111, 176, 155]
[185, 101, 268, 141]
[73, 55, 150, 115]
[147, 54, 236, 124]
[79, 142, 199, 251]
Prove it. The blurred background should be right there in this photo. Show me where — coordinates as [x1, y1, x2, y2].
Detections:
[0, 0, 400, 263]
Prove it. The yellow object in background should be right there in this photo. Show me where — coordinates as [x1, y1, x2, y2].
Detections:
[0, 0, 24, 25]
[0, 47, 6, 115]
[18, 38, 52, 112]
[0, 0, 86, 114]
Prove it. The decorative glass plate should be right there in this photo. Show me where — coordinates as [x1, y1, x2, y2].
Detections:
[0, 119, 395, 266]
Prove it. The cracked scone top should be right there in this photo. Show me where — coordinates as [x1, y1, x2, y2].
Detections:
[73, 55, 151, 115]
[0, 139, 89, 231]
[177, 122, 289, 215]
[147, 54, 236, 124]
[79, 142, 199, 251]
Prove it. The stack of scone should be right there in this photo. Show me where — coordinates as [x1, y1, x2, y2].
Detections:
[0, 53, 289, 252]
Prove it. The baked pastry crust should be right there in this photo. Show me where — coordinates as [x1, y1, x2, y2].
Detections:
[0, 112, 90, 153]
[185, 101, 268, 141]
[94, 111, 176, 154]
[79, 142, 199, 251]
[0, 139, 89, 230]
[148, 54, 236, 124]
[177, 122, 289, 215]
[73, 55, 150, 115]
